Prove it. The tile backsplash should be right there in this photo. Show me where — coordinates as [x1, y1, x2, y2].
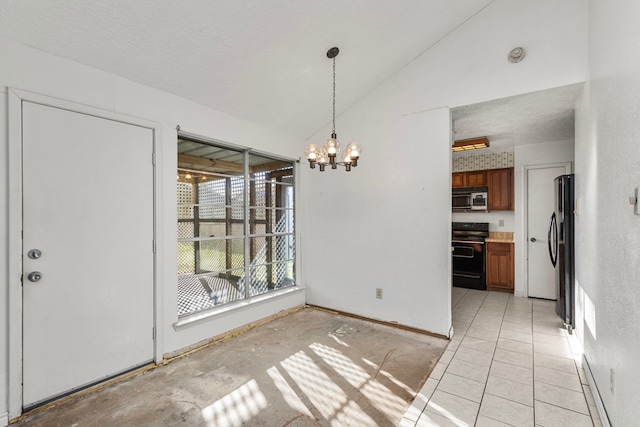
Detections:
[452, 150, 514, 172]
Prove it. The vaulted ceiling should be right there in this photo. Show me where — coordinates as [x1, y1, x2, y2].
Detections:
[452, 83, 584, 151]
[0, 0, 495, 139]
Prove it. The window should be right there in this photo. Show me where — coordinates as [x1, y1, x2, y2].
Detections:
[177, 137, 295, 317]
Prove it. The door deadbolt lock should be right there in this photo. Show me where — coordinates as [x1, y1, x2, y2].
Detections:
[27, 271, 43, 282]
[530, 237, 537, 242]
[28, 249, 42, 259]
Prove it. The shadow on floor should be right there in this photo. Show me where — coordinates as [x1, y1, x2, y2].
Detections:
[15, 307, 448, 427]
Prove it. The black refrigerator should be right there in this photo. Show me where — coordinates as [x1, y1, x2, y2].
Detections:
[548, 174, 575, 332]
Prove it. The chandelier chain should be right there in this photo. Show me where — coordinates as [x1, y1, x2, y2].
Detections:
[332, 56, 336, 135]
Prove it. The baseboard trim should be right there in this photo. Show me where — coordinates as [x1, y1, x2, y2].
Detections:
[583, 355, 612, 427]
[165, 304, 305, 359]
[1, 411, 8, 427]
[306, 304, 449, 340]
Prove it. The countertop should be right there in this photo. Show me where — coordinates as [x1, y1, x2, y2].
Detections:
[485, 232, 514, 243]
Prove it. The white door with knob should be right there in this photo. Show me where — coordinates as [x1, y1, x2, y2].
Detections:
[526, 164, 570, 299]
[21, 100, 155, 408]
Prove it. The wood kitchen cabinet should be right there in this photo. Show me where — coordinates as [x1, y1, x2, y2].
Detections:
[466, 170, 486, 186]
[452, 172, 465, 188]
[451, 167, 513, 210]
[486, 242, 514, 292]
[487, 167, 514, 211]
[452, 170, 486, 188]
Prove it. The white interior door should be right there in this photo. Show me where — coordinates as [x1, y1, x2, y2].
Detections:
[22, 101, 155, 408]
[526, 165, 568, 299]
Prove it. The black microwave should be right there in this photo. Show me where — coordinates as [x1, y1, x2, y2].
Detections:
[452, 187, 488, 211]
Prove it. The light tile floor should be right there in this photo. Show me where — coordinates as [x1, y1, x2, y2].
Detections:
[399, 288, 604, 427]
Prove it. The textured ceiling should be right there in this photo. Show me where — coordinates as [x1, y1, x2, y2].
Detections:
[452, 83, 584, 151]
[0, 0, 495, 139]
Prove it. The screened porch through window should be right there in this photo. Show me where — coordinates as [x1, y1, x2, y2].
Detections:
[177, 137, 295, 317]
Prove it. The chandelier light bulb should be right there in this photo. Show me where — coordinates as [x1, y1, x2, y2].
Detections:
[305, 144, 322, 168]
[342, 150, 353, 164]
[318, 149, 328, 163]
[305, 143, 321, 158]
[317, 149, 329, 171]
[342, 149, 353, 171]
[324, 137, 340, 156]
[346, 141, 362, 158]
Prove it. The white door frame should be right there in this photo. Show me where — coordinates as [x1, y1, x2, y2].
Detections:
[522, 162, 572, 299]
[7, 88, 164, 419]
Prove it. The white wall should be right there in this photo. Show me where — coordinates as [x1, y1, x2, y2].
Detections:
[0, 36, 306, 419]
[304, 108, 454, 335]
[514, 139, 575, 297]
[303, 0, 587, 336]
[573, 1, 640, 425]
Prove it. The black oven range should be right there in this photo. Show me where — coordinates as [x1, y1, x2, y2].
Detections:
[452, 222, 489, 290]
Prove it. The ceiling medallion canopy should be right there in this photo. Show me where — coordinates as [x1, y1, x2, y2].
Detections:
[305, 47, 362, 172]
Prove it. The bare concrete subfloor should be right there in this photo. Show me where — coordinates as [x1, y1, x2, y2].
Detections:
[14, 307, 448, 427]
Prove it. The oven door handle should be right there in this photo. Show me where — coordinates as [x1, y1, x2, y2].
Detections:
[453, 254, 475, 259]
[453, 273, 482, 279]
[452, 240, 485, 244]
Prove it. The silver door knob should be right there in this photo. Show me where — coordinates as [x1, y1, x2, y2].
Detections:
[28, 249, 42, 259]
[27, 271, 42, 282]
[530, 237, 537, 242]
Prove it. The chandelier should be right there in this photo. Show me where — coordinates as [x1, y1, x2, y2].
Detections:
[305, 47, 362, 172]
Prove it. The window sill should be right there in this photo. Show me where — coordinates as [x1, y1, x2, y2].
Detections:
[172, 286, 304, 331]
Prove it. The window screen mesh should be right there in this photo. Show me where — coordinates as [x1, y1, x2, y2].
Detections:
[197, 178, 226, 220]
[177, 138, 295, 316]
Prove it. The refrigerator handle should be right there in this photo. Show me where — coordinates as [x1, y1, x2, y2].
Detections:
[548, 212, 558, 267]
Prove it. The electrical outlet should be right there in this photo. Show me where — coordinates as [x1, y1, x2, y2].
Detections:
[610, 368, 615, 393]
[376, 288, 383, 299]
[498, 219, 504, 227]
